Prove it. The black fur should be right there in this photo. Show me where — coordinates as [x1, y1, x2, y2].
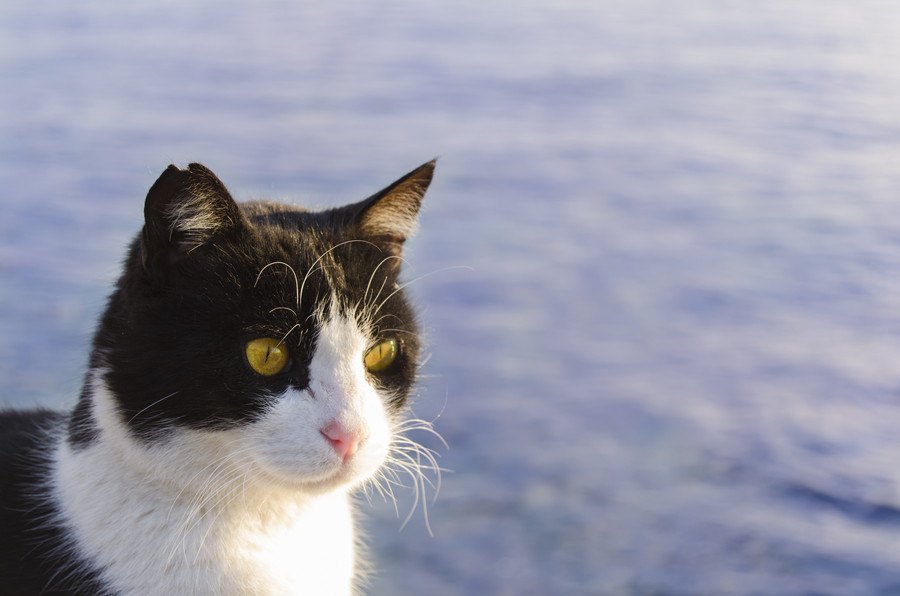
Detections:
[0, 161, 434, 589]
[0, 410, 109, 594]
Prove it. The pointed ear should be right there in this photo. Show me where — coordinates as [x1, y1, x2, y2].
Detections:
[141, 163, 247, 273]
[351, 160, 435, 253]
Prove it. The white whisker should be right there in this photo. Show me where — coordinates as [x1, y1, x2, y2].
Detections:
[378, 414, 450, 537]
[372, 265, 473, 317]
[126, 392, 178, 424]
[299, 239, 379, 309]
[363, 255, 406, 305]
[276, 323, 303, 348]
[254, 261, 301, 309]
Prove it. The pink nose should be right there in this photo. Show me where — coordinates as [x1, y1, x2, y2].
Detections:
[320, 420, 362, 462]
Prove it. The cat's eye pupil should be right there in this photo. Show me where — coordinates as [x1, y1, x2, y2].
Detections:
[364, 339, 398, 373]
[246, 337, 289, 376]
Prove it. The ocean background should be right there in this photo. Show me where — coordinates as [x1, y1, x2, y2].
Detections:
[3, 1, 900, 594]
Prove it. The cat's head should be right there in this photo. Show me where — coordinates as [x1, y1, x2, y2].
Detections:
[76, 161, 434, 495]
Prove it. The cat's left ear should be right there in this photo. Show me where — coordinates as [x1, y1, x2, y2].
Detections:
[348, 160, 435, 255]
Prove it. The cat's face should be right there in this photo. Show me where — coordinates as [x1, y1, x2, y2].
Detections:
[85, 162, 433, 494]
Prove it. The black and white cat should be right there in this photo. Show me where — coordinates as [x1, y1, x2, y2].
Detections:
[0, 161, 436, 594]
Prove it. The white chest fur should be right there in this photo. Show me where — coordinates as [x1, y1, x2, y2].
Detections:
[53, 436, 357, 595]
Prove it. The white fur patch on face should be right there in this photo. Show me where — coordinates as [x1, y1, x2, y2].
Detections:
[240, 311, 392, 491]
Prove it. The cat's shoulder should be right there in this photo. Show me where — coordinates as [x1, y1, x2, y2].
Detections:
[0, 408, 109, 594]
[0, 407, 64, 453]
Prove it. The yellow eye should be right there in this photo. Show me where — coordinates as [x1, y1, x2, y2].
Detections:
[364, 339, 398, 373]
[245, 337, 289, 376]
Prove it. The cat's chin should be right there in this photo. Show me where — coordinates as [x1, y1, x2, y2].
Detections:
[251, 456, 382, 495]
[259, 470, 368, 496]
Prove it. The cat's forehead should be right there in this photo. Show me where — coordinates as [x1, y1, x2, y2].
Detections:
[217, 204, 309, 267]
[205, 204, 390, 317]
[243, 211, 368, 279]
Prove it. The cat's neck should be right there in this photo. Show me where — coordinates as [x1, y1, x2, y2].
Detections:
[51, 377, 358, 595]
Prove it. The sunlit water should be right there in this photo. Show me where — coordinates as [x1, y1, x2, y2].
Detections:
[3, 1, 900, 594]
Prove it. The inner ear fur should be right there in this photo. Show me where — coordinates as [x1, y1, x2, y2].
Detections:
[141, 163, 247, 273]
[352, 160, 435, 253]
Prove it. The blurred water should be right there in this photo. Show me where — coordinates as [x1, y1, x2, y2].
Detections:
[4, 1, 900, 594]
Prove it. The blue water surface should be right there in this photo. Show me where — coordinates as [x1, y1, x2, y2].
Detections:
[3, 1, 900, 594]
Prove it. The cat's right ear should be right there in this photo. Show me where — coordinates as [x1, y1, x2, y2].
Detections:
[141, 163, 247, 276]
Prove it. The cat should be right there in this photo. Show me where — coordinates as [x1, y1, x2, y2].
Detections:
[0, 160, 437, 595]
